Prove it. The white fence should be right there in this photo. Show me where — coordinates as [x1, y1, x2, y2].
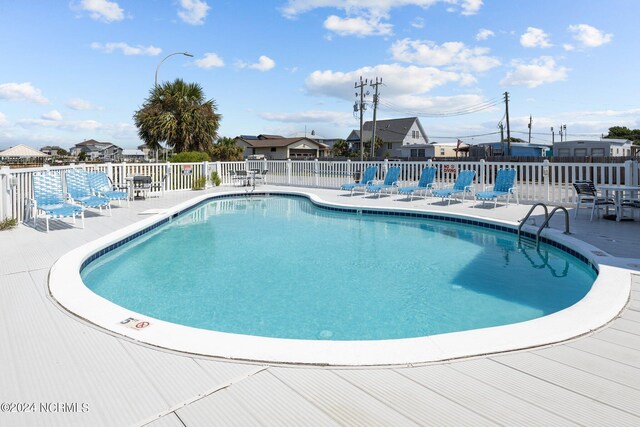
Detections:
[1, 159, 638, 223]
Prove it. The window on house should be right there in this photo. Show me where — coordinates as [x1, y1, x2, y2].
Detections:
[270, 147, 276, 152]
[387, 143, 392, 150]
[440, 148, 445, 156]
[557, 148, 570, 156]
[574, 148, 587, 157]
[591, 148, 605, 157]
[410, 149, 425, 157]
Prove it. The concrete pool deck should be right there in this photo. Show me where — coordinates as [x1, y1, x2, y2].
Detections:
[1, 185, 639, 425]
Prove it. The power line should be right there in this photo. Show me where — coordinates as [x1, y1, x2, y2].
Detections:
[378, 95, 503, 118]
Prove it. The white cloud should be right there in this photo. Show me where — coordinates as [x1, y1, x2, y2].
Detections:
[41, 110, 63, 121]
[18, 118, 103, 131]
[460, 0, 483, 16]
[390, 38, 500, 72]
[520, 27, 552, 48]
[281, 1, 482, 37]
[563, 43, 575, 51]
[249, 56, 276, 71]
[568, 24, 612, 48]
[178, 0, 210, 25]
[324, 15, 393, 37]
[90, 42, 162, 56]
[282, 0, 482, 18]
[411, 17, 424, 28]
[194, 53, 224, 69]
[0, 82, 48, 104]
[73, 0, 124, 23]
[260, 110, 353, 126]
[475, 28, 494, 41]
[305, 63, 462, 101]
[500, 56, 568, 88]
[0, 112, 8, 127]
[67, 98, 94, 110]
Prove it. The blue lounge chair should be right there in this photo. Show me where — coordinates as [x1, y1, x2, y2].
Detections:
[87, 171, 129, 206]
[365, 166, 402, 198]
[432, 170, 476, 205]
[397, 166, 436, 201]
[65, 170, 112, 215]
[340, 166, 378, 196]
[475, 168, 519, 207]
[31, 172, 84, 232]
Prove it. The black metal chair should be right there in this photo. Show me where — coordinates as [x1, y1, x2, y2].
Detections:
[572, 180, 615, 221]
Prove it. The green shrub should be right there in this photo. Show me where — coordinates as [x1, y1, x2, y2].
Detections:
[0, 218, 18, 231]
[192, 176, 207, 190]
[210, 171, 221, 186]
[169, 151, 211, 163]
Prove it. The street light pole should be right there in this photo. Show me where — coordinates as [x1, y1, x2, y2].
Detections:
[154, 52, 194, 86]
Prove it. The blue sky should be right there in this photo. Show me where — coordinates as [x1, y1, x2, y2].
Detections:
[1, 0, 638, 150]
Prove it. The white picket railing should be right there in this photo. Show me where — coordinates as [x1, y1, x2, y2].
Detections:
[1, 159, 638, 223]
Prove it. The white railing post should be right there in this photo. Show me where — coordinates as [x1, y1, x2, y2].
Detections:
[314, 158, 319, 187]
[0, 167, 10, 221]
[287, 159, 292, 185]
[203, 161, 209, 188]
[543, 159, 550, 203]
[479, 159, 486, 190]
[624, 159, 634, 185]
[383, 158, 389, 173]
[106, 162, 113, 180]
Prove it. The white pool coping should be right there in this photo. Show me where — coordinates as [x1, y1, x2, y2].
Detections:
[48, 189, 632, 366]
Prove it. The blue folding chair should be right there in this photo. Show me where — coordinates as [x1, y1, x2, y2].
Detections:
[432, 170, 476, 205]
[475, 168, 518, 208]
[31, 172, 84, 232]
[365, 166, 402, 198]
[340, 166, 378, 196]
[65, 170, 112, 215]
[398, 166, 436, 201]
[87, 171, 129, 206]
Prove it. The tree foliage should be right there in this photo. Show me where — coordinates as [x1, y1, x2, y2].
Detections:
[331, 139, 350, 157]
[169, 151, 211, 163]
[603, 126, 640, 143]
[210, 137, 244, 161]
[133, 79, 221, 153]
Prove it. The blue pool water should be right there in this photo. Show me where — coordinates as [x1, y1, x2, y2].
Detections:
[81, 196, 596, 341]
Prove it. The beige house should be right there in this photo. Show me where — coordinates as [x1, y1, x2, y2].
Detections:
[234, 135, 329, 160]
[430, 141, 470, 158]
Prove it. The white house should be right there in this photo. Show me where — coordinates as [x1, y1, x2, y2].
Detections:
[553, 139, 632, 157]
[346, 117, 431, 158]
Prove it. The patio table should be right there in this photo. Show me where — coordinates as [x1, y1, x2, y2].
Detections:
[596, 184, 640, 221]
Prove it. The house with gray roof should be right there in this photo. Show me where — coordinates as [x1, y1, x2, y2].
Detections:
[553, 139, 632, 158]
[346, 117, 431, 159]
[70, 139, 123, 162]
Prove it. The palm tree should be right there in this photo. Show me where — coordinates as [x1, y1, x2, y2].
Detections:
[133, 79, 221, 153]
[210, 137, 244, 161]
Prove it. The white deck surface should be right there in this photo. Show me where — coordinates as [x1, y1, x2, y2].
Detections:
[1, 185, 639, 426]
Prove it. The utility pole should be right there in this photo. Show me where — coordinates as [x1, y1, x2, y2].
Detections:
[559, 125, 563, 142]
[499, 122, 505, 156]
[504, 92, 511, 156]
[370, 77, 382, 160]
[528, 115, 532, 144]
[563, 124, 567, 141]
[354, 76, 369, 162]
[550, 127, 554, 144]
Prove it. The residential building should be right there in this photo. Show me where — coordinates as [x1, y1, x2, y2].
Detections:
[40, 145, 66, 156]
[234, 134, 329, 159]
[122, 149, 146, 162]
[70, 139, 122, 162]
[471, 142, 550, 157]
[553, 139, 632, 157]
[346, 117, 430, 159]
[429, 141, 470, 158]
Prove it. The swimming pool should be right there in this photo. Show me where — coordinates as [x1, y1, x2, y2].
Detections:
[81, 196, 595, 341]
[49, 190, 630, 366]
